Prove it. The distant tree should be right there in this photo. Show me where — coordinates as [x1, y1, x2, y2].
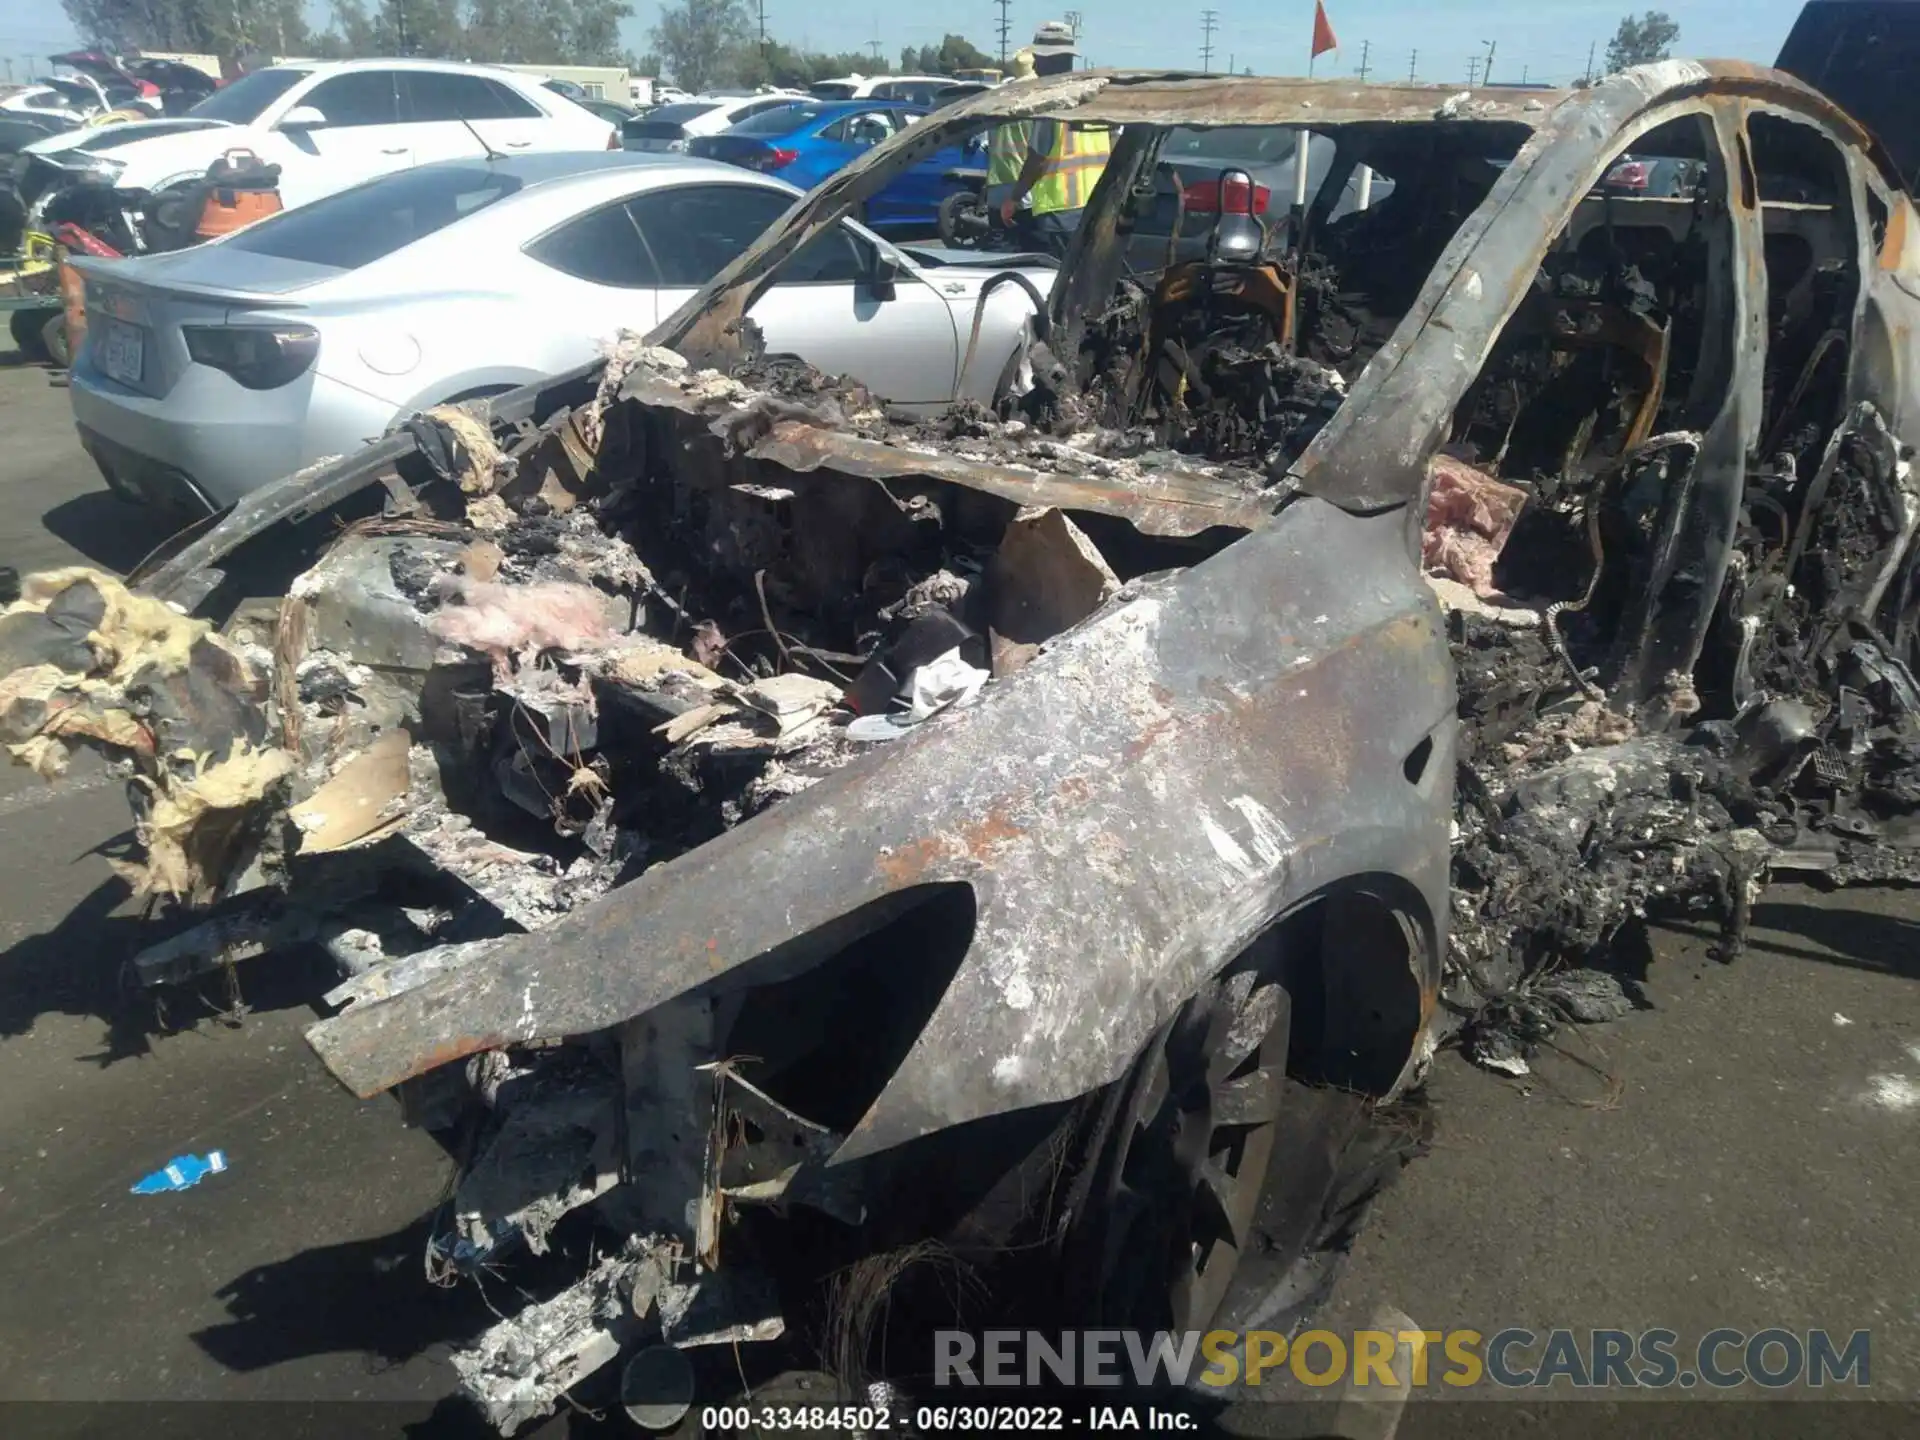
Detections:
[898, 34, 995, 73]
[1605, 10, 1680, 72]
[652, 0, 752, 90]
[315, 0, 377, 56]
[628, 50, 662, 76]
[62, 0, 310, 62]
[568, 0, 633, 64]
[463, 0, 536, 60]
[300, 0, 460, 57]
[735, 39, 874, 88]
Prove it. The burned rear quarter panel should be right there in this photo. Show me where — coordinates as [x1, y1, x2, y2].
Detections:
[309, 496, 1455, 1161]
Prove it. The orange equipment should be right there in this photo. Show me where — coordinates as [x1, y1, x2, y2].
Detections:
[195, 150, 284, 240]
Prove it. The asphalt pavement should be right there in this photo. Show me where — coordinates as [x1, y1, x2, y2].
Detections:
[0, 354, 1915, 1438]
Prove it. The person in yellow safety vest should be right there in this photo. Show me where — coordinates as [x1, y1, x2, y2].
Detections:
[985, 48, 1037, 228]
[998, 20, 1113, 257]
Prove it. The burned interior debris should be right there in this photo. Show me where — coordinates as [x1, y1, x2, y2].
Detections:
[3, 65, 1919, 1426]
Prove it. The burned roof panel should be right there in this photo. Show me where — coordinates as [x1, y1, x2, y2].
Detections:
[932, 71, 1571, 129]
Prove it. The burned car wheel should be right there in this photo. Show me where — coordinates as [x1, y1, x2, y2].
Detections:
[1067, 969, 1290, 1334]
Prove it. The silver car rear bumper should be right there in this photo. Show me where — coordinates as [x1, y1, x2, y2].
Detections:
[69, 357, 401, 510]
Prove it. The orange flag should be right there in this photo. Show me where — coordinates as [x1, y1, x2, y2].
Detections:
[1312, 0, 1339, 58]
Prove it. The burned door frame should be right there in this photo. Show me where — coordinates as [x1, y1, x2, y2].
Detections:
[1588, 101, 1760, 719]
[1316, 90, 1775, 724]
[1844, 120, 1920, 450]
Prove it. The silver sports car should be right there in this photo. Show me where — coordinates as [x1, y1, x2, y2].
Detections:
[68, 150, 1055, 512]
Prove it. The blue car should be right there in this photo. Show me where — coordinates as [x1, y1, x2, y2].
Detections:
[687, 98, 982, 231]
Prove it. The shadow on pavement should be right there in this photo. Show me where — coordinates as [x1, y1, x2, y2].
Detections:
[190, 1208, 626, 1434]
[0, 868, 340, 1062]
[1747, 896, 1920, 979]
[190, 1213, 495, 1376]
[40, 490, 182, 577]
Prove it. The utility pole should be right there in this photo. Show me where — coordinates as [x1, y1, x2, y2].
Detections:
[1355, 39, 1370, 82]
[757, 0, 768, 57]
[867, 38, 883, 63]
[1200, 9, 1218, 74]
[1584, 40, 1596, 84]
[1408, 49, 1418, 82]
[1481, 39, 1496, 85]
[995, 0, 1012, 64]
[1466, 55, 1481, 87]
[1521, 64, 1529, 84]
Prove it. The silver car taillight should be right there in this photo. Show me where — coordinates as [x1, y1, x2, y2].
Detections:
[183, 324, 320, 390]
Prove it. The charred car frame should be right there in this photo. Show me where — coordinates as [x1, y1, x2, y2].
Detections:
[4, 62, 1920, 1427]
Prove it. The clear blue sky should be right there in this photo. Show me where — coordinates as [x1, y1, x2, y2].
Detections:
[0, 0, 1814, 89]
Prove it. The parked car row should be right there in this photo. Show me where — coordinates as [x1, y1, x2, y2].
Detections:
[25, 59, 1430, 518]
[621, 92, 813, 152]
[687, 99, 984, 232]
[4, 59, 1060, 515]
[57, 148, 1051, 513]
[6, 58, 619, 263]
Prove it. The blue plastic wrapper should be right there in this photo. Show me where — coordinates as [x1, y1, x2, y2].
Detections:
[130, 1151, 228, 1194]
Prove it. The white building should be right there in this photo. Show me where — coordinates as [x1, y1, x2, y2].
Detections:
[494, 63, 628, 100]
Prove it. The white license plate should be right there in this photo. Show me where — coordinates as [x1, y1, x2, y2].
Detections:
[100, 319, 143, 386]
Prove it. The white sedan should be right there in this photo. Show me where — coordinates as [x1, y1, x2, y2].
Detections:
[67, 152, 1057, 513]
[23, 58, 617, 219]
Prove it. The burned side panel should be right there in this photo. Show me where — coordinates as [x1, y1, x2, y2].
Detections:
[307, 498, 1452, 1156]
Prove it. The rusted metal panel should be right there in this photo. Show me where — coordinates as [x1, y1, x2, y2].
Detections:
[614, 366, 1270, 535]
[745, 421, 1272, 537]
[1011, 76, 1569, 128]
[306, 499, 1453, 1161]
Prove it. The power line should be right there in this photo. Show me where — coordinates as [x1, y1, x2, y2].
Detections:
[1200, 9, 1218, 74]
[1466, 55, 1481, 86]
[1355, 39, 1370, 82]
[995, 0, 1012, 64]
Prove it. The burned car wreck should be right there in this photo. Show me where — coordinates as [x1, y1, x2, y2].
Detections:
[5, 63, 1920, 1427]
